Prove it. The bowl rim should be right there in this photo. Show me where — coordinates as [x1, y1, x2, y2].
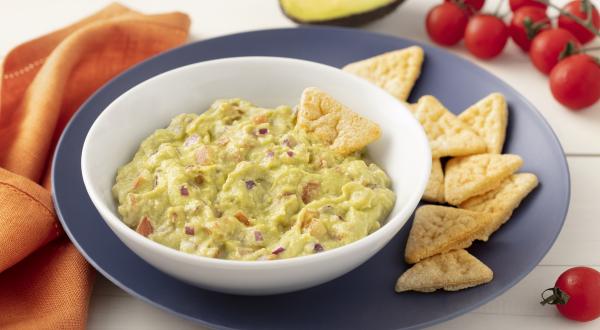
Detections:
[81, 56, 431, 269]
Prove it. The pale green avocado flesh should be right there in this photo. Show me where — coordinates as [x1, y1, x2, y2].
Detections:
[279, 0, 400, 25]
[113, 99, 395, 261]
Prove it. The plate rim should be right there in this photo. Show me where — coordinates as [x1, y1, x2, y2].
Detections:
[52, 26, 571, 330]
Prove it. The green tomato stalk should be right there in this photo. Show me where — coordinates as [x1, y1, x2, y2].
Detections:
[535, 0, 600, 37]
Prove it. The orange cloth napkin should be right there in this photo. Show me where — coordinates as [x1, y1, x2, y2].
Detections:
[0, 4, 190, 329]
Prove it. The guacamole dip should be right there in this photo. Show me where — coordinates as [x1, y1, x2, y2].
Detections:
[113, 99, 395, 260]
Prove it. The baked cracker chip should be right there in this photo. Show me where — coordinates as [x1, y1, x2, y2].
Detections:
[413, 96, 487, 158]
[342, 46, 424, 101]
[297, 87, 381, 155]
[422, 158, 445, 203]
[444, 154, 523, 206]
[460, 173, 538, 240]
[407, 102, 417, 112]
[405, 205, 494, 264]
[458, 93, 508, 154]
[395, 249, 493, 293]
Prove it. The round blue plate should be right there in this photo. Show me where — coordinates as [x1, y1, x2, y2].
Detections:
[52, 27, 569, 330]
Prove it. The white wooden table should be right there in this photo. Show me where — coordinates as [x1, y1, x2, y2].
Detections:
[2, 0, 599, 328]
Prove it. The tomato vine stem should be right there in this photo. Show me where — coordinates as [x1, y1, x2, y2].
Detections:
[540, 287, 571, 306]
[535, 0, 600, 37]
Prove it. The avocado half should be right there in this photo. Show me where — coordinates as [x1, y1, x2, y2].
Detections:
[279, 0, 404, 27]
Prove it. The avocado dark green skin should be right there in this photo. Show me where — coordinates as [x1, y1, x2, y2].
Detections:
[279, 0, 405, 27]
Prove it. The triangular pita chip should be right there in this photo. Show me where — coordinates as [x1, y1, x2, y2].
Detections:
[444, 154, 523, 205]
[342, 46, 424, 101]
[405, 205, 494, 264]
[413, 96, 487, 158]
[460, 173, 538, 240]
[422, 158, 445, 203]
[297, 87, 381, 155]
[396, 249, 493, 293]
[458, 93, 508, 154]
[407, 102, 417, 112]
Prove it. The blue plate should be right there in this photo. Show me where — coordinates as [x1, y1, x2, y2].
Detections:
[52, 27, 569, 330]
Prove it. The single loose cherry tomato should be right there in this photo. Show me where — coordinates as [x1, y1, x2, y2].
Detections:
[465, 14, 509, 59]
[426, 2, 470, 46]
[509, 6, 550, 51]
[550, 54, 600, 110]
[509, 0, 547, 12]
[444, 0, 485, 13]
[529, 28, 581, 74]
[541, 267, 600, 321]
[558, 0, 600, 44]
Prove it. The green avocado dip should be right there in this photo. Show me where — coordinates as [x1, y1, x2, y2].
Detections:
[112, 99, 395, 261]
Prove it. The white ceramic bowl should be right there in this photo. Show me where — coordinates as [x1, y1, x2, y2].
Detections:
[81, 57, 431, 295]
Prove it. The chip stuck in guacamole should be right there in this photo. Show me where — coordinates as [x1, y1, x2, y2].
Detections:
[112, 89, 395, 261]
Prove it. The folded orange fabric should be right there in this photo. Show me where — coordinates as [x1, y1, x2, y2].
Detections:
[0, 4, 190, 329]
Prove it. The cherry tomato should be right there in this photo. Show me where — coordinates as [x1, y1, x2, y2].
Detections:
[426, 2, 470, 46]
[541, 267, 600, 321]
[465, 14, 509, 59]
[550, 54, 600, 110]
[444, 0, 485, 13]
[529, 28, 581, 74]
[558, 0, 600, 44]
[509, 0, 547, 12]
[509, 6, 550, 51]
